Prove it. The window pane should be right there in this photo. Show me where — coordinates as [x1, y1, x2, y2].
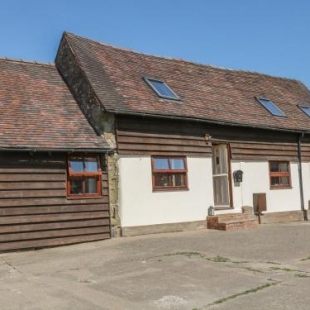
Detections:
[70, 158, 84, 172]
[258, 98, 286, 117]
[279, 163, 288, 172]
[170, 158, 185, 170]
[154, 174, 170, 187]
[147, 79, 179, 99]
[280, 176, 289, 185]
[85, 177, 98, 193]
[70, 178, 83, 194]
[299, 106, 310, 117]
[172, 174, 185, 186]
[270, 162, 278, 172]
[271, 177, 280, 186]
[154, 158, 169, 170]
[85, 158, 99, 172]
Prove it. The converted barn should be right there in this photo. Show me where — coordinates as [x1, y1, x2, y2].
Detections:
[56, 32, 310, 235]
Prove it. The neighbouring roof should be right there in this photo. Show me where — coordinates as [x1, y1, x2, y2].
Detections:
[0, 58, 109, 151]
[63, 32, 310, 133]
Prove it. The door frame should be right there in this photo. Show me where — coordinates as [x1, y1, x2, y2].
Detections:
[212, 143, 233, 210]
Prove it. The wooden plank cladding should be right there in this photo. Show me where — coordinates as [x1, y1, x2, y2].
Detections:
[116, 116, 212, 156]
[301, 144, 310, 162]
[0, 151, 110, 252]
[230, 141, 299, 161]
[116, 115, 303, 160]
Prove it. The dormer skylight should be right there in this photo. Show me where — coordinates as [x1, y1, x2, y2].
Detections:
[256, 97, 286, 117]
[298, 105, 310, 117]
[144, 77, 180, 100]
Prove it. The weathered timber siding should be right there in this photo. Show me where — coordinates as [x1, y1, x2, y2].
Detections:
[116, 116, 212, 156]
[230, 141, 299, 161]
[0, 152, 110, 252]
[301, 143, 310, 161]
[116, 115, 302, 161]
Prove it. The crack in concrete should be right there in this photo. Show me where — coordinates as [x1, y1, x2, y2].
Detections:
[3, 261, 23, 275]
[202, 280, 280, 309]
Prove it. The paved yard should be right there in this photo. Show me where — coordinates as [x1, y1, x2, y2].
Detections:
[1, 222, 310, 309]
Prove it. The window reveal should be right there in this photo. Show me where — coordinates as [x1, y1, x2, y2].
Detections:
[67, 155, 102, 197]
[298, 105, 310, 117]
[269, 161, 291, 189]
[152, 157, 187, 190]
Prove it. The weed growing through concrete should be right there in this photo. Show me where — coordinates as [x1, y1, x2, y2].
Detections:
[270, 267, 293, 272]
[243, 267, 264, 273]
[164, 251, 205, 258]
[206, 255, 230, 263]
[295, 273, 310, 278]
[231, 260, 250, 264]
[164, 252, 231, 263]
[265, 261, 281, 265]
[301, 256, 310, 261]
[270, 267, 300, 272]
[206, 281, 278, 307]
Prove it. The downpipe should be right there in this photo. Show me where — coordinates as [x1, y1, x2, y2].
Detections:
[297, 132, 308, 221]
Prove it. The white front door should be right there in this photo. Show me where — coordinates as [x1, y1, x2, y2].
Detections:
[212, 144, 231, 208]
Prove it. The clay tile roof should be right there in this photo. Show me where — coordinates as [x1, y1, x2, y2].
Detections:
[0, 58, 109, 151]
[64, 32, 310, 132]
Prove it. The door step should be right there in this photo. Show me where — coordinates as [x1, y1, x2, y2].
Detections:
[207, 213, 259, 231]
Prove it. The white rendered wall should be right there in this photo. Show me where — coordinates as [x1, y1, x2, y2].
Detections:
[118, 156, 214, 227]
[231, 161, 302, 213]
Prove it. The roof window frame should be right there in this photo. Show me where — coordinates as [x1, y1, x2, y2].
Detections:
[298, 105, 310, 117]
[143, 77, 180, 101]
[256, 97, 286, 117]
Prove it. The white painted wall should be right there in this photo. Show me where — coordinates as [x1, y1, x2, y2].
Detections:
[231, 161, 302, 213]
[118, 156, 306, 227]
[118, 156, 214, 227]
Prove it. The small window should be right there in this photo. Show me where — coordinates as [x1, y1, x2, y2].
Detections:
[269, 161, 291, 189]
[67, 155, 102, 197]
[256, 97, 286, 117]
[152, 157, 187, 191]
[298, 105, 310, 117]
[144, 78, 180, 100]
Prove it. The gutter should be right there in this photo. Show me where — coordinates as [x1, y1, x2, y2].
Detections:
[0, 147, 114, 154]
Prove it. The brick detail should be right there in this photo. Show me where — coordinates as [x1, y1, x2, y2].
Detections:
[207, 213, 259, 231]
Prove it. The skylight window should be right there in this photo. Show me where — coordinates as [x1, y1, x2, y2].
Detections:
[256, 98, 286, 117]
[298, 105, 310, 117]
[144, 78, 180, 100]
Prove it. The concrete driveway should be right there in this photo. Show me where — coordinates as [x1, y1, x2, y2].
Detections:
[1, 222, 310, 310]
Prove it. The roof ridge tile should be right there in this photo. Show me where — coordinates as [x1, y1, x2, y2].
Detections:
[0, 56, 54, 67]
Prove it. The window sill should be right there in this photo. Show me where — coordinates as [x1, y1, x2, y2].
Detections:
[269, 186, 292, 190]
[153, 187, 189, 192]
[67, 195, 102, 200]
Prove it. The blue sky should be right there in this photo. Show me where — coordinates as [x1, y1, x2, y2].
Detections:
[0, 0, 309, 88]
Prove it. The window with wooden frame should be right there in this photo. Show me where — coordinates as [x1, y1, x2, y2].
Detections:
[151, 157, 188, 191]
[67, 155, 102, 197]
[269, 161, 291, 189]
